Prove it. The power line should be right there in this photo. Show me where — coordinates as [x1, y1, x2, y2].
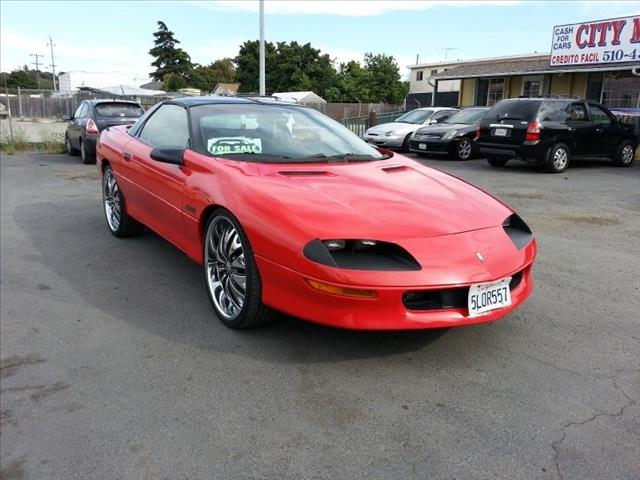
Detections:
[47, 36, 57, 91]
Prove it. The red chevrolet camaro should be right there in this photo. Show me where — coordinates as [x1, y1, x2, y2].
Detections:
[97, 97, 537, 330]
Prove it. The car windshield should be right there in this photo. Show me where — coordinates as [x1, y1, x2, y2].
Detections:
[444, 108, 488, 124]
[189, 103, 387, 163]
[394, 109, 434, 124]
[95, 103, 144, 118]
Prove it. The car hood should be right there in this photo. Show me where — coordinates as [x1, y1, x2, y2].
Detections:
[251, 154, 512, 242]
[415, 123, 475, 135]
[366, 122, 420, 135]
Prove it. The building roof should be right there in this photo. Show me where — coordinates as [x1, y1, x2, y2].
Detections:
[272, 91, 327, 104]
[213, 83, 241, 95]
[80, 85, 165, 96]
[432, 54, 639, 80]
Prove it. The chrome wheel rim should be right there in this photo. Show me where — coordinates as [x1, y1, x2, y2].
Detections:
[103, 170, 121, 231]
[553, 147, 568, 170]
[205, 216, 246, 320]
[458, 139, 472, 159]
[622, 145, 633, 164]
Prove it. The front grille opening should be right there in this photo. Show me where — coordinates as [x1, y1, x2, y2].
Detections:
[403, 271, 523, 311]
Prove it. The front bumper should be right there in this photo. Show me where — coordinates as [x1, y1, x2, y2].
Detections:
[363, 134, 405, 148]
[408, 138, 455, 155]
[255, 228, 537, 330]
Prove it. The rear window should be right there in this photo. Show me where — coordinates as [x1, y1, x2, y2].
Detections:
[95, 103, 144, 118]
[486, 100, 541, 122]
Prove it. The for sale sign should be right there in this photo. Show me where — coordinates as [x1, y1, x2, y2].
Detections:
[550, 15, 640, 67]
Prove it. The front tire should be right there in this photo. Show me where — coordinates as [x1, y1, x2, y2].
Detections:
[612, 140, 635, 167]
[402, 133, 412, 152]
[102, 166, 143, 237]
[204, 210, 274, 329]
[544, 143, 570, 173]
[454, 138, 473, 161]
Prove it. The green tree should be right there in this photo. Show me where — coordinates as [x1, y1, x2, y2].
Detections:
[163, 73, 187, 92]
[0, 66, 56, 90]
[188, 58, 236, 93]
[149, 21, 192, 82]
[362, 53, 405, 104]
[234, 40, 337, 97]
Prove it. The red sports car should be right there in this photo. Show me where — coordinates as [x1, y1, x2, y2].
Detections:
[97, 97, 536, 330]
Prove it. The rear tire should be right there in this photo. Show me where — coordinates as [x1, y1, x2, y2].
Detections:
[81, 139, 95, 164]
[204, 209, 275, 329]
[486, 156, 509, 167]
[65, 134, 79, 156]
[612, 140, 635, 167]
[102, 166, 144, 237]
[544, 143, 570, 173]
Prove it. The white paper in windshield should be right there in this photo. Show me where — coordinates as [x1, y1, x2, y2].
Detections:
[207, 137, 262, 155]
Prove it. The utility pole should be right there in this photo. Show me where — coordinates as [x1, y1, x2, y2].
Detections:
[259, 0, 265, 96]
[47, 36, 57, 91]
[30, 53, 44, 89]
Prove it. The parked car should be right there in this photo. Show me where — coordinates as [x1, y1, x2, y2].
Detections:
[65, 99, 144, 164]
[409, 107, 490, 160]
[363, 107, 459, 150]
[97, 97, 536, 330]
[475, 98, 638, 173]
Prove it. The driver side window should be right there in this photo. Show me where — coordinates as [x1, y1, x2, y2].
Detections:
[73, 103, 85, 119]
[588, 104, 612, 125]
[567, 103, 587, 122]
[139, 104, 190, 148]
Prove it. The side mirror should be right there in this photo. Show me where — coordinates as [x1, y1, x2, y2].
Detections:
[150, 147, 185, 165]
[427, 118, 438, 125]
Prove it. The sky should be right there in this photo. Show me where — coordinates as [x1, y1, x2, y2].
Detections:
[1, 0, 638, 84]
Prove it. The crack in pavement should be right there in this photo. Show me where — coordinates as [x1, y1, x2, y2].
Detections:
[550, 376, 637, 480]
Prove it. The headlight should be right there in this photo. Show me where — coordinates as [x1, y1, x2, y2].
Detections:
[442, 130, 458, 140]
[304, 239, 420, 271]
[384, 130, 396, 137]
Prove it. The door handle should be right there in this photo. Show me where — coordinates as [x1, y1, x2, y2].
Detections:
[123, 152, 132, 161]
[595, 127, 604, 133]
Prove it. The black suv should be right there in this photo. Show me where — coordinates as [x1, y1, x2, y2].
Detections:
[475, 98, 638, 173]
[65, 99, 144, 164]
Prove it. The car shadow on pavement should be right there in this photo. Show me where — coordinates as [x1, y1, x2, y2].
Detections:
[14, 200, 452, 365]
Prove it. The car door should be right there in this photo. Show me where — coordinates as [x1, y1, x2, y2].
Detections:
[122, 103, 191, 250]
[587, 103, 620, 156]
[68, 103, 86, 148]
[565, 102, 594, 156]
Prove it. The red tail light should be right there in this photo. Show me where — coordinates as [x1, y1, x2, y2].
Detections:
[525, 121, 541, 142]
[86, 118, 100, 135]
[475, 127, 481, 139]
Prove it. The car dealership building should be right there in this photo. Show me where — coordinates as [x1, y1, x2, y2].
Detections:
[407, 14, 640, 109]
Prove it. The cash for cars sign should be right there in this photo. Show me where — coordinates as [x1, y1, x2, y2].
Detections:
[550, 15, 640, 66]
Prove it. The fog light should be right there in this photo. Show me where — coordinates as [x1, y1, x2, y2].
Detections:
[305, 279, 377, 299]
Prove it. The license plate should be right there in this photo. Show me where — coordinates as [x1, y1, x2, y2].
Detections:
[493, 128, 508, 137]
[418, 143, 427, 150]
[468, 277, 512, 317]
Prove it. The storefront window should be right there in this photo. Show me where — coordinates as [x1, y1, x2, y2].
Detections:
[522, 76, 543, 97]
[601, 72, 640, 108]
[476, 78, 505, 106]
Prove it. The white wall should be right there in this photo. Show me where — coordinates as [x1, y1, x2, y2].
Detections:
[409, 66, 461, 94]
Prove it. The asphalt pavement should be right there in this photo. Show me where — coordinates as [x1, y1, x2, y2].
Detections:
[1, 152, 639, 480]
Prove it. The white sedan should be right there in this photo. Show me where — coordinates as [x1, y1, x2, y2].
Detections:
[363, 107, 458, 150]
